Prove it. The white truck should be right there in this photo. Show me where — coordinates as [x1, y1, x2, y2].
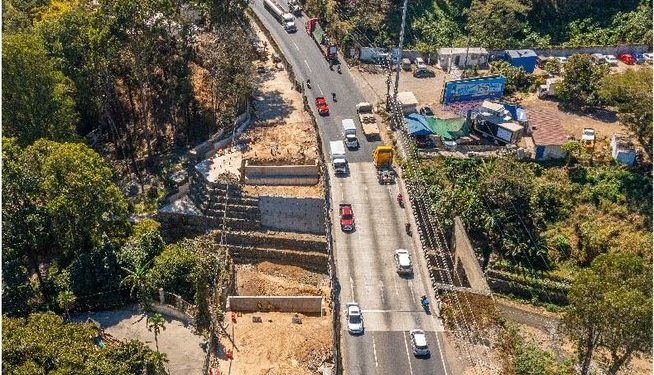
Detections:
[342, 119, 359, 149]
[537, 77, 562, 99]
[355, 102, 380, 139]
[329, 140, 348, 175]
[264, 0, 297, 33]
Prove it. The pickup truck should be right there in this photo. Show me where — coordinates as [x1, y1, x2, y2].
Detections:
[315, 97, 329, 116]
[355, 102, 380, 139]
[339, 204, 355, 232]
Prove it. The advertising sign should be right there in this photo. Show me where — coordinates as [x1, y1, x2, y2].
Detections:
[442, 75, 506, 104]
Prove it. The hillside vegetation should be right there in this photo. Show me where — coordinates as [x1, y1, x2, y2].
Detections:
[305, 0, 652, 49]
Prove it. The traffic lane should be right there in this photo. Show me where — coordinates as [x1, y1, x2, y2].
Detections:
[373, 331, 446, 375]
[342, 330, 377, 374]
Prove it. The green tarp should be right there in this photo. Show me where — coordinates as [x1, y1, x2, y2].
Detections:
[426, 116, 469, 141]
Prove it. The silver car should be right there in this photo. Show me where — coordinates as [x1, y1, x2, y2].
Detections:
[346, 302, 364, 334]
[410, 329, 430, 356]
[394, 249, 413, 275]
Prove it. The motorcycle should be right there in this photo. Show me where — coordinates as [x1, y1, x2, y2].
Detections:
[420, 295, 430, 312]
[405, 223, 411, 236]
[337, 65, 342, 74]
[306, 80, 311, 89]
[397, 193, 404, 208]
[332, 93, 337, 102]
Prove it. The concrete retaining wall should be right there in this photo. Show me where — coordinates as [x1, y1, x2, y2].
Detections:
[453, 217, 491, 293]
[259, 195, 326, 234]
[243, 160, 320, 186]
[227, 296, 323, 313]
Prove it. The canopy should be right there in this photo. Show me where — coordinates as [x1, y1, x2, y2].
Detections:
[404, 113, 433, 136]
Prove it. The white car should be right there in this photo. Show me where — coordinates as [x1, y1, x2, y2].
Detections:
[555, 56, 567, 64]
[604, 55, 619, 66]
[644, 53, 654, 64]
[591, 53, 605, 64]
[394, 249, 413, 275]
[410, 329, 430, 356]
[346, 302, 364, 334]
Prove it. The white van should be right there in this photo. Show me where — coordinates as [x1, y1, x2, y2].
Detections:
[342, 119, 359, 149]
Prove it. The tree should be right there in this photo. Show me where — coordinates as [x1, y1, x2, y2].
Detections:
[599, 68, 653, 156]
[121, 261, 153, 309]
[561, 140, 583, 167]
[57, 290, 77, 321]
[147, 313, 166, 353]
[149, 244, 201, 301]
[466, 0, 543, 49]
[3, 312, 167, 374]
[118, 220, 165, 270]
[2, 33, 78, 145]
[557, 54, 609, 109]
[543, 59, 562, 75]
[489, 60, 529, 94]
[563, 253, 652, 375]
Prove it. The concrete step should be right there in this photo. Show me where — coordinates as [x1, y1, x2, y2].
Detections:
[222, 230, 326, 252]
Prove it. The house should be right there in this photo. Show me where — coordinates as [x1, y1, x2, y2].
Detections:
[527, 108, 568, 160]
[505, 49, 538, 73]
[396, 91, 419, 114]
[610, 134, 637, 166]
[437, 48, 488, 70]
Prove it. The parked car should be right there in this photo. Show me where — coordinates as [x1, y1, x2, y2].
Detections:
[591, 53, 606, 64]
[414, 57, 425, 65]
[631, 52, 645, 64]
[413, 68, 435, 78]
[346, 302, 364, 334]
[643, 53, 654, 64]
[315, 97, 329, 116]
[394, 249, 413, 275]
[401, 58, 411, 71]
[339, 204, 354, 232]
[604, 55, 619, 66]
[419, 105, 434, 117]
[618, 53, 636, 65]
[410, 329, 430, 357]
[554, 56, 567, 64]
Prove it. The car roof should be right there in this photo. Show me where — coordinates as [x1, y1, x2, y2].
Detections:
[348, 305, 360, 314]
[397, 253, 411, 266]
[411, 330, 427, 345]
[341, 206, 352, 213]
[396, 249, 409, 255]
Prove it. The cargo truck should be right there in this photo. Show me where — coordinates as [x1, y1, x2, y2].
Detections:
[330, 140, 348, 175]
[537, 77, 562, 99]
[305, 18, 337, 61]
[342, 119, 359, 149]
[287, 0, 302, 16]
[355, 102, 380, 140]
[264, 0, 297, 33]
[372, 146, 394, 184]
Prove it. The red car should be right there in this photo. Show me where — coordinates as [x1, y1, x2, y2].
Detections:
[339, 204, 354, 232]
[618, 53, 636, 65]
[315, 97, 329, 116]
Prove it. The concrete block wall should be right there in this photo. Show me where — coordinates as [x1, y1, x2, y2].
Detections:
[227, 296, 323, 313]
[243, 161, 320, 186]
[259, 196, 326, 234]
[453, 217, 491, 293]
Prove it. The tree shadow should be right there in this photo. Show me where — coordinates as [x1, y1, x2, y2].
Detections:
[556, 103, 618, 123]
[251, 89, 295, 122]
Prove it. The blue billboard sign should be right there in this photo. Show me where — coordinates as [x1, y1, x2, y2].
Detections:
[442, 75, 506, 104]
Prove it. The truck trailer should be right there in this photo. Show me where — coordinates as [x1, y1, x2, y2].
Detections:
[305, 18, 337, 61]
[264, 0, 297, 33]
[355, 102, 380, 140]
[330, 140, 348, 175]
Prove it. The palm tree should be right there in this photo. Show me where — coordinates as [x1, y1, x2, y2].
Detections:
[57, 290, 77, 321]
[147, 313, 166, 352]
[121, 260, 152, 309]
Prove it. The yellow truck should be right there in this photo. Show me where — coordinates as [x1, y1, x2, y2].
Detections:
[373, 146, 395, 184]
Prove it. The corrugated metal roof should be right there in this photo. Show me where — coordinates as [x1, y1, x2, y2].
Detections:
[505, 49, 537, 59]
[527, 108, 568, 146]
[438, 47, 488, 55]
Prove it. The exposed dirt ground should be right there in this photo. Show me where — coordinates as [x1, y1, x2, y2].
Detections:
[235, 262, 329, 296]
[217, 311, 333, 375]
[242, 180, 324, 198]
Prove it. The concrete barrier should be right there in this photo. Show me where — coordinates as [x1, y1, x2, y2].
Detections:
[227, 296, 323, 314]
[243, 160, 320, 185]
[453, 217, 491, 294]
[259, 195, 326, 234]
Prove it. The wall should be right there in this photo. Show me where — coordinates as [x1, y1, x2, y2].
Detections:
[452, 217, 491, 293]
[259, 195, 326, 234]
[227, 296, 324, 314]
[243, 160, 320, 185]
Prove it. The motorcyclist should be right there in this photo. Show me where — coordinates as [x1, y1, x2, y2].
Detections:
[306, 79, 311, 88]
[397, 193, 403, 205]
[421, 295, 429, 307]
[332, 92, 337, 101]
[337, 64, 342, 73]
[405, 222, 411, 234]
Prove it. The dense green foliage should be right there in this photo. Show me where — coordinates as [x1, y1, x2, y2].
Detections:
[557, 54, 609, 109]
[564, 253, 652, 375]
[2, 139, 130, 315]
[599, 68, 653, 155]
[420, 157, 652, 271]
[310, 0, 652, 49]
[501, 325, 574, 375]
[3, 312, 167, 374]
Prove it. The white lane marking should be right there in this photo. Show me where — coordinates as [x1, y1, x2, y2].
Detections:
[304, 59, 313, 72]
[402, 331, 416, 375]
[349, 277, 355, 300]
[429, 304, 450, 375]
[292, 40, 300, 51]
[372, 333, 379, 367]
[379, 280, 385, 304]
[408, 279, 416, 303]
[316, 83, 324, 96]
[393, 273, 399, 296]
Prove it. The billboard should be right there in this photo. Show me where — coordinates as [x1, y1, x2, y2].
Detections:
[442, 75, 506, 105]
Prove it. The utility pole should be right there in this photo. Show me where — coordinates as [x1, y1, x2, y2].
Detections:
[393, 0, 409, 101]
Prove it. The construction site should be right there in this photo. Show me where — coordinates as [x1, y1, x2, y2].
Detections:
[156, 14, 335, 375]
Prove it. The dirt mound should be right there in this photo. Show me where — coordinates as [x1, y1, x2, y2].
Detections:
[236, 263, 328, 296]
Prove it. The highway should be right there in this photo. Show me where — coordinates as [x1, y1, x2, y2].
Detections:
[250, 2, 450, 374]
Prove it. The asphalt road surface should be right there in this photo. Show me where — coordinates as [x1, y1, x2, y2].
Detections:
[250, 3, 450, 374]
